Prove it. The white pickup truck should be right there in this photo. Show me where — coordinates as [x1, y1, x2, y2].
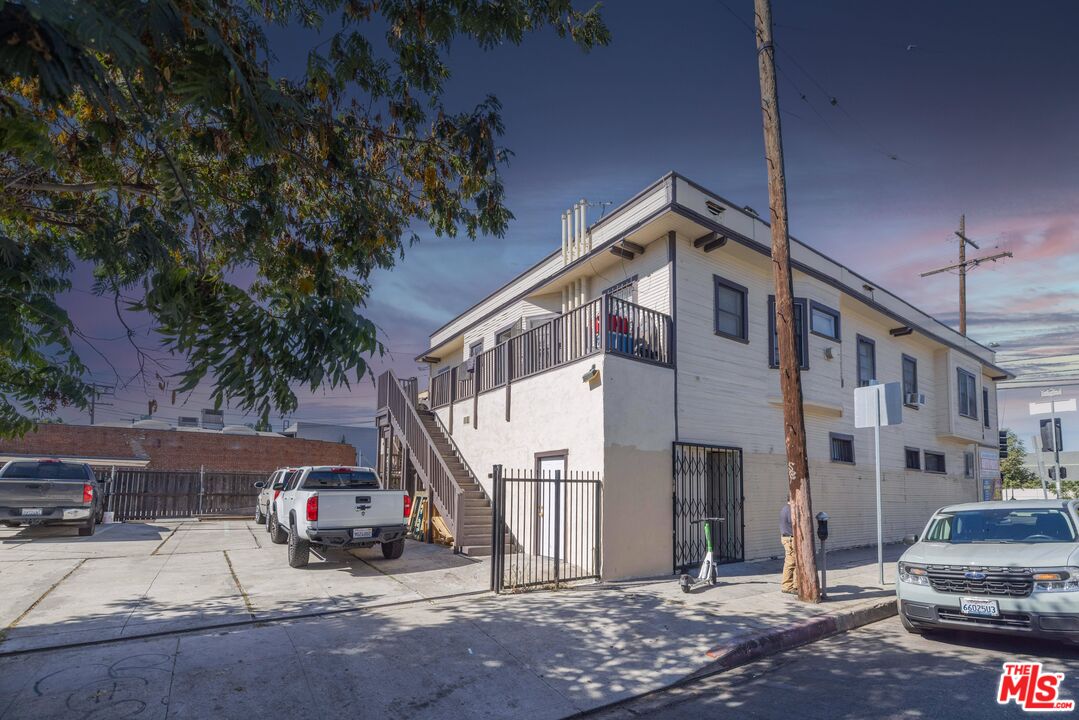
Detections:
[268, 466, 410, 568]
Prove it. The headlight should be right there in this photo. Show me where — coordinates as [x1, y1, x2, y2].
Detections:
[1032, 569, 1079, 593]
[898, 562, 930, 586]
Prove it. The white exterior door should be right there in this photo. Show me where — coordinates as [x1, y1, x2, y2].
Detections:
[536, 455, 565, 557]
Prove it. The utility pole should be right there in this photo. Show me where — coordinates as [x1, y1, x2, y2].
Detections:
[754, 0, 820, 603]
[88, 383, 114, 425]
[920, 215, 1013, 335]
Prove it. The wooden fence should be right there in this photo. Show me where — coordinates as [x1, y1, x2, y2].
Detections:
[101, 468, 266, 521]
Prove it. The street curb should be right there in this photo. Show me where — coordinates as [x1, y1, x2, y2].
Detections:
[690, 597, 897, 679]
[568, 597, 897, 718]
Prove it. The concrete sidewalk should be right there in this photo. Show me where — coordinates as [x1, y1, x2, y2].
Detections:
[0, 543, 902, 719]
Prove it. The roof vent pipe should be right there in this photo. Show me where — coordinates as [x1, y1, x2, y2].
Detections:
[579, 199, 589, 254]
[565, 211, 574, 264]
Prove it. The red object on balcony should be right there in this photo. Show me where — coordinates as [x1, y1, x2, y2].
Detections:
[594, 314, 629, 334]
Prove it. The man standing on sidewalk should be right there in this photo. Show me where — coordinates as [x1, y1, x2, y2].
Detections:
[780, 497, 798, 594]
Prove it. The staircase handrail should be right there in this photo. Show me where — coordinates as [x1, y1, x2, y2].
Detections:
[377, 369, 465, 547]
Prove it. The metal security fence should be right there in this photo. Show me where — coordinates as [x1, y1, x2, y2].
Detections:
[672, 443, 744, 573]
[490, 465, 601, 592]
[106, 469, 266, 521]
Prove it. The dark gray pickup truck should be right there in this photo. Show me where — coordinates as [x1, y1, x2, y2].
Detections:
[0, 460, 105, 536]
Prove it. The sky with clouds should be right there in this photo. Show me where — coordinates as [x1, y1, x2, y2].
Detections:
[56, 0, 1079, 433]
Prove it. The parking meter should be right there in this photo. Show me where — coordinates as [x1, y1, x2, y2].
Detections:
[816, 512, 830, 597]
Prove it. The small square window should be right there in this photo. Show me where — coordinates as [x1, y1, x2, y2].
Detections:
[830, 433, 855, 464]
[925, 451, 946, 474]
[905, 447, 921, 470]
[809, 302, 840, 341]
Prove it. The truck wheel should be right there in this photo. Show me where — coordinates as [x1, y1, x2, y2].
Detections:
[268, 514, 288, 544]
[288, 524, 310, 568]
[78, 514, 96, 537]
[381, 538, 405, 560]
[254, 504, 264, 524]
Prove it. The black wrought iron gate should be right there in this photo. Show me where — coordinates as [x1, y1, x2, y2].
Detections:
[490, 465, 602, 592]
[672, 442, 744, 573]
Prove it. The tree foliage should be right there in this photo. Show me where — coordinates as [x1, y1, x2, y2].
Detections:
[0, 0, 608, 436]
[1000, 429, 1040, 491]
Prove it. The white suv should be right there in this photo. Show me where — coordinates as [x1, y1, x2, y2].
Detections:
[897, 499, 1079, 645]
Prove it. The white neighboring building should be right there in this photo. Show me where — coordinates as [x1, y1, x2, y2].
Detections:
[377, 172, 1012, 579]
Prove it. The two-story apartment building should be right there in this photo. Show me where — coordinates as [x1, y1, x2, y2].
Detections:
[375, 172, 1011, 580]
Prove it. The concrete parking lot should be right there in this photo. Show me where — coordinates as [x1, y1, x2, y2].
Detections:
[0, 519, 488, 653]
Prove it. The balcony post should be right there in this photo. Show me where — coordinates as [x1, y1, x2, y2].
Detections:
[505, 339, 513, 422]
[449, 365, 456, 434]
[473, 352, 481, 429]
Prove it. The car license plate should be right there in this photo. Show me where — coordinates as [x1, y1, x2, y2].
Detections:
[960, 597, 999, 617]
[352, 528, 373, 539]
[20, 508, 43, 516]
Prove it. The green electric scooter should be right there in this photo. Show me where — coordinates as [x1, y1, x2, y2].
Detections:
[679, 517, 724, 593]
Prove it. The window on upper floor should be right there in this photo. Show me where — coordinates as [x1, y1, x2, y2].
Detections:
[830, 433, 855, 464]
[713, 275, 748, 342]
[957, 368, 978, 418]
[964, 451, 976, 478]
[768, 296, 809, 369]
[603, 276, 638, 303]
[902, 354, 918, 406]
[856, 335, 876, 387]
[809, 301, 840, 341]
[495, 325, 515, 345]
[925, 451, 946, 474]
[982, 387, 991, 428]
[469, 340, 484, 357]
[905, 447, 921, 470]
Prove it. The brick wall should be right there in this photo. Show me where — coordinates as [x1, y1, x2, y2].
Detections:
[0, 424, 356, 472]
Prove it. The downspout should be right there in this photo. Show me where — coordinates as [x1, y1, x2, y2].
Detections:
[668, 231, 679, 442]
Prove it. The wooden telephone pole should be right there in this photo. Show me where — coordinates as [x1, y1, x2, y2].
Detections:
[754, 0, 820, 603]
[919, 215, 1013, 335]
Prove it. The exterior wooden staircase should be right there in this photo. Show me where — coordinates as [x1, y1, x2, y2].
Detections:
[376, 370, 499, 556]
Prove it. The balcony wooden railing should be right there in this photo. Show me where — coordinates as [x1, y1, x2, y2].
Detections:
[428, 296, 672, 409]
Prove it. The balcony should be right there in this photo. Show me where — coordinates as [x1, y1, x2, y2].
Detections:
[429, 296, 672, 410]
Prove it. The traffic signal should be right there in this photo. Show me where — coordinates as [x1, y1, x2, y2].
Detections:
[1040, 418, 1064, 452]
[1048, 467, 1068, 481]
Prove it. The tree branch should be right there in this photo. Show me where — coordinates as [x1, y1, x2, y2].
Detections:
[7, 179, 157, 197]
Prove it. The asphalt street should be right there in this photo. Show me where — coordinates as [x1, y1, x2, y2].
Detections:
[590, 617, 1079, 720]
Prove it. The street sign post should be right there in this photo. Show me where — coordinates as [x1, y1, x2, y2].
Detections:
[854, 382, 903, 586]
[1029, 389, 1074, 498]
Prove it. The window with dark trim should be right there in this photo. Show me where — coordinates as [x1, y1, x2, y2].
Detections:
[768, 296, 809, 369]
[603, 275, 638, 303]
[925, 451, 946, 474]
[982, 387, 991, 428]
[964, 451, 975, 478]
[495, 324, 515, 345]
[856, 335, 876, 387]
[809, 301, 841, 341]
[829, 433, 855, 464]
[469, 340, 484, 357]
[713, 275, 748, 342]
[905, 447, 921, 470]
[902, 354, 918, 407]
[957, 368, 978, 418]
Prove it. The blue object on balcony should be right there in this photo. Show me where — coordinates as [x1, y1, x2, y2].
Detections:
[607, 332, 632, 354]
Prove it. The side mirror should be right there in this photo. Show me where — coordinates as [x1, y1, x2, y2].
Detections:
[903, 534, 918, 546]
[254, 481, 265, 489]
